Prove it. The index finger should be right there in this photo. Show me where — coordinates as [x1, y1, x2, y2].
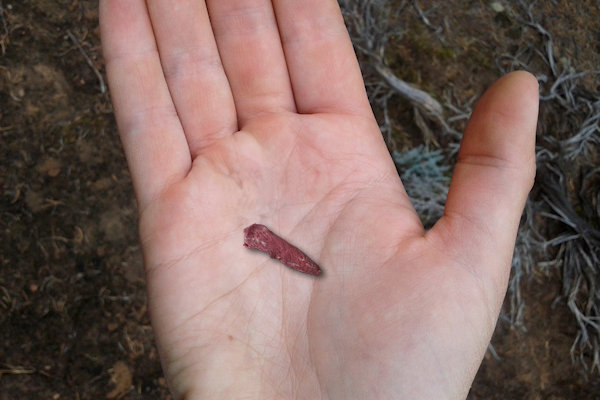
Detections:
[273, 0, 373, 117]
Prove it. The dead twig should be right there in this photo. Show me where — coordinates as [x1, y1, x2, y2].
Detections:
[412, 0, 444, 40]
[536, 161, 600, 373]
[0, 1, 8, 35]
[0, 1, 9, 55]
[67, 30, 106, 94]
[375, 63, 443, 122]
[0, 366, 35, 378]
[561, 101, 600, 160]
[518, 0, 558, 76]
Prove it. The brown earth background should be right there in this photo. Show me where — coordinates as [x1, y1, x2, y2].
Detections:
[1, 1, 599, 399]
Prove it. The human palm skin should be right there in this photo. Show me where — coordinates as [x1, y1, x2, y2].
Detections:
[100, 0, 539, 399]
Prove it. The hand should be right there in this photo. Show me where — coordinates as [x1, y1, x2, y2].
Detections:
[100, 1, 538, 399]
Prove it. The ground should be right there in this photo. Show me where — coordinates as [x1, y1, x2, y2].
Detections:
[0, 1, 598, 399]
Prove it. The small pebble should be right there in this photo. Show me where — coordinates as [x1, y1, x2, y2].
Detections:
[490, 2, 504, 13]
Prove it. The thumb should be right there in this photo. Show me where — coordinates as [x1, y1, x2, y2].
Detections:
[429, 71, 539, 304]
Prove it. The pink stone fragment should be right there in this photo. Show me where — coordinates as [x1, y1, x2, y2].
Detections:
[243, 224, 322, 276]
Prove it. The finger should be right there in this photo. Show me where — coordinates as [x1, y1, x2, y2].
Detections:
[100, 0, 191, 206]
[146, 0, 237, 156]
[273, 0, 373, 117]
[207, 0, 296, 126]
[429, 71, 539, 294]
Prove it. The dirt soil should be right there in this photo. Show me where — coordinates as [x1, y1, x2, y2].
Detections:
[0, 1, 598, 399]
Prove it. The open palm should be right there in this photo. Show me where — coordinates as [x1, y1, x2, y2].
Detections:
[100, 1, 538, 399]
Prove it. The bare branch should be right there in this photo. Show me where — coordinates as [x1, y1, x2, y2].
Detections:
[67, 30, 106, 94]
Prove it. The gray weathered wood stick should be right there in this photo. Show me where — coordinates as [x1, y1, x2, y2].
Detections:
[374, 62, 444, 118]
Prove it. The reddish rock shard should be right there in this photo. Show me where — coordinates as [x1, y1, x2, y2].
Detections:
[243, 224, 322, 276]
